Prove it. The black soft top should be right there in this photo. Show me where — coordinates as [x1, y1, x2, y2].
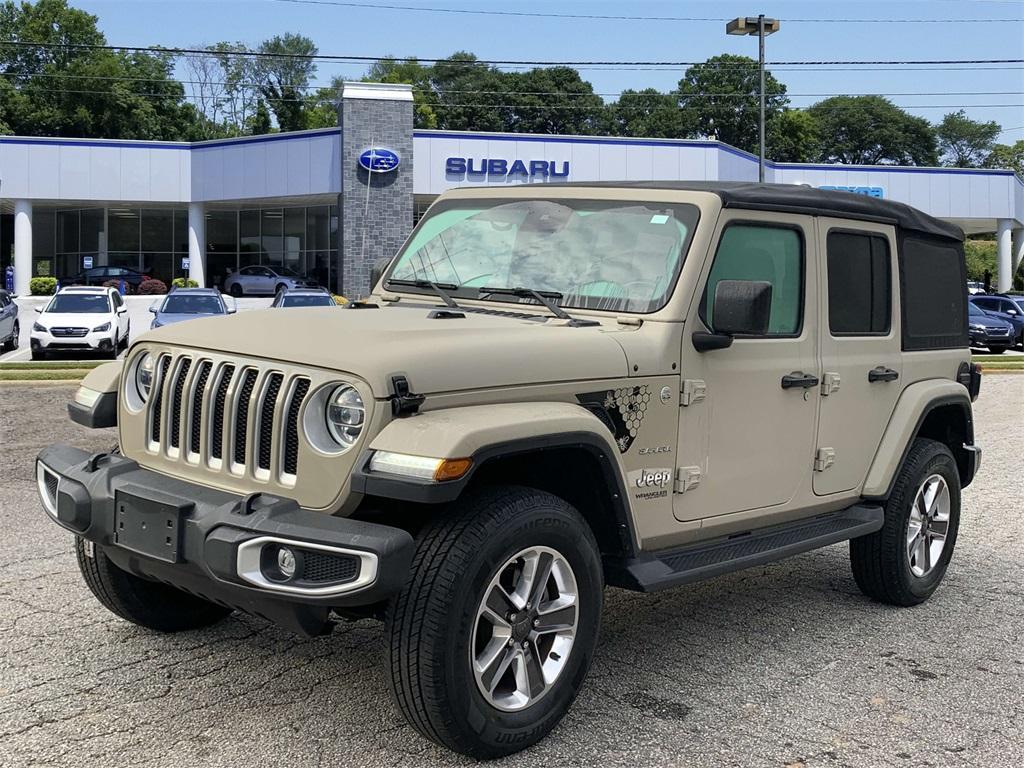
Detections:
[547, 181, 963, 242]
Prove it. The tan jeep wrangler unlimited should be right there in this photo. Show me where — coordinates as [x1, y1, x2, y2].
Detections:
[38, 182, 982, 758]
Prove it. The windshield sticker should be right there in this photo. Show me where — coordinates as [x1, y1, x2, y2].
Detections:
[649, 214, 670, 224]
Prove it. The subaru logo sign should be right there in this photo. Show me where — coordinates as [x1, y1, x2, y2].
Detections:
[359, 147, 400, 173]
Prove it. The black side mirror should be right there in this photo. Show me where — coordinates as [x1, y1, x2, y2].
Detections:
[370, 257, 392, 290]
[692, 280, 773, 352]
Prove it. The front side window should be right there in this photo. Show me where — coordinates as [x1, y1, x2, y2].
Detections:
[702, 224, 803, 335]
[387, 198, 700, 314]
[46, 294, 111, 314]
[826, 231, 891, 335]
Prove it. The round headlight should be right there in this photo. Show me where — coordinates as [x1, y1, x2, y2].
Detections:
[326, 385, 364, 447]
[136, 353, 155, 402]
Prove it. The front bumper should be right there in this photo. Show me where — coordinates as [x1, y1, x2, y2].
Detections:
[968, 328, 1012, 347]
[37, 444, 414, 635]
[32, 329, 116, 351]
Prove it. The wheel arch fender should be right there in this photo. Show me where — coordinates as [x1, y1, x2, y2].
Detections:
[68, 361, 123, 429]
[863, 380, 976, 499]
[352, 402, 638, 556]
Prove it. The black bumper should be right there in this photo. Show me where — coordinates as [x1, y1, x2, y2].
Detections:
[37, 444, 414, 636]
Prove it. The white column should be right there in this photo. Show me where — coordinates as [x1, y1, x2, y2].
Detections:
[1012, 228, 1024, 278]
[13, 200, 32, 296]
[996, 219, 1013, 293]
[187, 202, 205, 288]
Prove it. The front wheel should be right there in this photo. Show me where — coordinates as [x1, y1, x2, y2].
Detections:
[229, 283, 243, 298]
[384, 487, 603, 759]
[2, 321, 19, 352]
[75, 538, 232, 631]
[987, 345, 1008, 354]
[850, 438, 961, 606]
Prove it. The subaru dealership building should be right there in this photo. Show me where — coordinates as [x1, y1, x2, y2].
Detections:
[2, 82, 1022, 298]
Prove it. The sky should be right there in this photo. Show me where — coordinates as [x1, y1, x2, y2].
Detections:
[72, 0, 1024, 141]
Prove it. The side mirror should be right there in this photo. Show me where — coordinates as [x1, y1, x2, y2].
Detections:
[117, 306, 127, 314]
[35, 307, 43, 314]
[149, 306, 157, 314]
[370, 257, 392, 290]
[692, 280, 773, 352]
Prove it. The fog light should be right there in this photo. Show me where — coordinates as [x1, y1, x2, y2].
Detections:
[277, 547, 297, 579]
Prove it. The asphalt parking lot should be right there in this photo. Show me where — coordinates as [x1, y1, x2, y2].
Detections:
[1, 378, 1022, 768]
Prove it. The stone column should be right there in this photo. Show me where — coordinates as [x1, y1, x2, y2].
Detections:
[996, 219, 1012, 293]
[339, 82, 414, 298]
[187, 202, 206, 288]
[13, 200, 32, 296]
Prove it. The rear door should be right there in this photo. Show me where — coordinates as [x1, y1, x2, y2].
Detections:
[814, 219, 902, 496]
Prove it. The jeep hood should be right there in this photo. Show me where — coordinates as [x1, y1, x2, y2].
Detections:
[141, 304, 629, 396]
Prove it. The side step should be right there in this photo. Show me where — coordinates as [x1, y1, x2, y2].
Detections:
[606, 504, 884, 593]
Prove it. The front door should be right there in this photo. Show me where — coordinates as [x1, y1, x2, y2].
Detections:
[814, 219, 902, 496]
[674, 212, 820, 522]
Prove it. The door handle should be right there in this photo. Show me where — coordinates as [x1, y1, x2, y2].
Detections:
[781, 371, 820, 389]
[868, 366, 899, 383]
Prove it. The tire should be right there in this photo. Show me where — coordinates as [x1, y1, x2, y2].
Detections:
[106, 334, 119, 359]
[850, 438, 961, 607]
[75, 537, 232, 632]
[2, 322, 18, 352]
[229, 283, 243, 298]
[987, 345, 1008, 354]
[275, 283, 288, 295]
[31, 348, 46, 361]
[384, 486, 603, 759]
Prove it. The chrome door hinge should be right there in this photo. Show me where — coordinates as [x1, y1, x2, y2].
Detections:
[814, 447, 836, 472]
[680, 379, 707, 407]
[820, 372, 841, 396]
[674, 466, 702, 494]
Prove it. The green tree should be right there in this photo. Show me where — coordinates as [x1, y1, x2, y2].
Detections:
[430, 52, 511, 132]
[768, 109, 820, 162]
[255, 33, 317, 132]
[365, 57, 438, 128]
[610, 88, 683, 138]
[505, 67, 608, 135]
[0, 0, 202, 140]
[248, 99, 272, 135]
[936, 110, 1000, 167]
[983, 140, 1024, 176]
[808, 96, 938, 166]
[676, 54, 788, 152]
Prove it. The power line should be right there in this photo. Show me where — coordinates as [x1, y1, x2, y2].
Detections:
[1, 39, 1021, 68]
[268, 0, 1024, 24]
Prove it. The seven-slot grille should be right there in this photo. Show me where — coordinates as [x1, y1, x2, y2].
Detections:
[146, 353, 311, 483]
[51, 327, 89, 337]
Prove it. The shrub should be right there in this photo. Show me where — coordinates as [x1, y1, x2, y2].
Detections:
[29, 277, 58, 295]
[332, 294, 349, 305]
[137, 278, 168, 295]
[171, 278, 199, 289]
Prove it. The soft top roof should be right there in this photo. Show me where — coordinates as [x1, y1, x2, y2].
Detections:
[545, 181, 963, 242]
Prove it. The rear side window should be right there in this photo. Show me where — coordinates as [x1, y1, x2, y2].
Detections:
[826, 231, 891, 335]
[900, 236, 968, 350]
[703, 224, 803, 335]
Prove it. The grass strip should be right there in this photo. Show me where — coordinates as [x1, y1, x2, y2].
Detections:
[0, 361, 105, 370]
[0, 370, 93, 381]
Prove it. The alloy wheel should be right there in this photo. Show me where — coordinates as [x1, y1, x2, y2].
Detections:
[471, 546, 579, 712]
[906, 473, 951, 577]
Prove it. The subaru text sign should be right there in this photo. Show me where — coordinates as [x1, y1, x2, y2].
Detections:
[446, 157, 570, 180]
[819, 185, 884, 198]
[359, 147, 401, 173]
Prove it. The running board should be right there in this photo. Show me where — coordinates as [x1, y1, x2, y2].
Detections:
[606, 504, 884, 593]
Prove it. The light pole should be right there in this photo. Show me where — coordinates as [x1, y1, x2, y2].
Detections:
[727, 15, 780, 182]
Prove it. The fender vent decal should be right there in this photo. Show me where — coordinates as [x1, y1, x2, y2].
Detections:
[576, 385, 651, 453]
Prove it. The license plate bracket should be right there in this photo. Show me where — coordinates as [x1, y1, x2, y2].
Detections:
[114, 489, 192, 563]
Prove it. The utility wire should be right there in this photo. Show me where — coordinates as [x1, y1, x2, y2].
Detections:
[268, 0, 1024, 24]
[0, 39, 1021, 68]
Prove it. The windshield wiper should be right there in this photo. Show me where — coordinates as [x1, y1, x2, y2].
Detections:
[385, 278, 461, 308]
[478, 287, 598, 326]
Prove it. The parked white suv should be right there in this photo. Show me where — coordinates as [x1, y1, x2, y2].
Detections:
[31, 286, 130, 360]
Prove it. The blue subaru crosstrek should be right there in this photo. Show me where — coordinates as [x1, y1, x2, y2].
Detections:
[150, 288, 234, 330]
[969, 294, 1024, 349]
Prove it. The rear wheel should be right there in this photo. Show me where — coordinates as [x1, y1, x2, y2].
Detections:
[384, 486, 603, 758]
[75, 537, 231, 632]
[850, 438, 961, 606]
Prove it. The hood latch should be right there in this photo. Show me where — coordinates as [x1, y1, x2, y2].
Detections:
[390, 375, 426, 417]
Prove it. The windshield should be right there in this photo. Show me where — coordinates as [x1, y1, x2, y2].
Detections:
[968, 304, 989, 318]
[160, 295, 225, 315]
[387, 198, 699, 314]
[280, 295, 334, 308]
[45, 294, 111, 314]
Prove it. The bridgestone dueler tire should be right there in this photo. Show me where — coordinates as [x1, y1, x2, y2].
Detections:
[75, 538, 232, 632]
[849, 438, 961, 606]
[384, 486, 603, 759]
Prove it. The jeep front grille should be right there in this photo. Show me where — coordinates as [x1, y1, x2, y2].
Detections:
[145, 353, 311, 485]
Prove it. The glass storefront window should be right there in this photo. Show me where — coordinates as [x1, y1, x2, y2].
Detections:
[261, 209, 283, 263]
[81, 208, 105, 255]
[108, 209, 140, 253]
[58, 210, 79, 254]
[239, 210, 260, 266]
[141, 209, 173, 253]
[174, 209, 188, 254]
